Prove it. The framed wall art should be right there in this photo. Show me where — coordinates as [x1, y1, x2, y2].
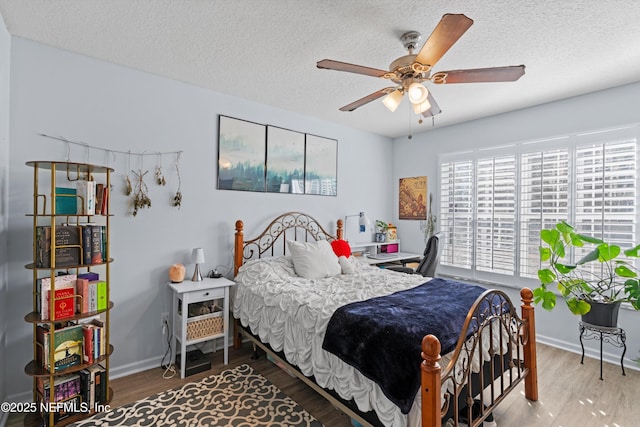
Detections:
[399, 176, 427, 220]
[266, 126, 305, 193]
[304, 134, 337, 196]
[217, 115, 266, 192]
[216, 115, 338, 196]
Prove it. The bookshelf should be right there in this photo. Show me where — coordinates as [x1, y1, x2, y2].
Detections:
[24, 161, 114, 427]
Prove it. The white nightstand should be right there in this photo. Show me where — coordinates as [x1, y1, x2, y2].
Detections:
[168, 277, 234, 378]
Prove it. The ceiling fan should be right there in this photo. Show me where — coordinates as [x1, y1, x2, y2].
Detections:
[317, 14, 525, 117]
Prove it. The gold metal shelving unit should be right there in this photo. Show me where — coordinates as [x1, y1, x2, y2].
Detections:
[24, 161, 114, 427]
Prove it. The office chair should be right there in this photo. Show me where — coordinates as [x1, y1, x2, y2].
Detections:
[387, 234, 440, 277]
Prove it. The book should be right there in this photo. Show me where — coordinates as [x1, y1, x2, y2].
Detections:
[76, 180, 96, 215]
[88, 281, 97, 312]
[95, 183, 104, 215]
[38, 324, 84, 372]
[37, 373, 81, 403]
[55, 187, 77, 215]
[35, 225, 82, 268]
[46, 287, 75, 320]
[76, 278, 90, 313]
[95, 281, 107, 311]
[100, 225, 107, 260]
[38, 274, 76, 320]
[78, 369, 94, 410]
[81, 225, 92, 265]
[81, 325, 94, 364]
[101, 186, 109, 215]
[78, 272, 99, 282]
[90, 225, 103, 264]
[87, 364, 106, 404]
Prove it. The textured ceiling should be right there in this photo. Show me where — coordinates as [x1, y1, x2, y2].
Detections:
[1, 0, 640, 138]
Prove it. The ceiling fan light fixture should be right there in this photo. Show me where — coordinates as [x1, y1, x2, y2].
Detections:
[382, 89, 403, 112]
[407, 82, 429, 105]
[412, 99, 432, 114]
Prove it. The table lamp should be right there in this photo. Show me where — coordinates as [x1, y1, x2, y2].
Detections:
[191, 247, 205, 281]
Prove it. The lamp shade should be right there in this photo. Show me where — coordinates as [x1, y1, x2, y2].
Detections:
[358, 211, 370, 232]
[382, 89, 403, 112]
[192, 248, 205, 264]
[412, 99, 432, 114]
[407, 82, 429, 105]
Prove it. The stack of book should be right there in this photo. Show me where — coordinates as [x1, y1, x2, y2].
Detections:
[54, 181, 109, 216]
[79, 364, 107, 409]
[81, 319, 105, 364]
[35, 224, 107, 268]
[37, 273, 108, 321]
[37, 374, 81, 406]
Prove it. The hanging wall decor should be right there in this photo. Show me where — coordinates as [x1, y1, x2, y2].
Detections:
[216, 115, 338, 196]
[217, 115, 267, 192]
[304, 134, 338, 196]
[266, 126, 305, 194]
[38, 133, 183, 217]
[399, 176, 427, 220]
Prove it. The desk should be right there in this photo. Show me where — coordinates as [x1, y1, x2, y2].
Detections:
[359, 252, 422, 265]
[579, 321, 626, 380]
[168, 277, 234, 378]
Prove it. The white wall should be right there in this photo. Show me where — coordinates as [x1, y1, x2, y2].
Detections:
[5, 37, 395, 400]
[391, 82, 640, 369]
[0, 10, 10, 424]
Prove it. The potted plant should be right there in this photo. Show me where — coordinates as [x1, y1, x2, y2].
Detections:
[534, 221, 640, 327]
[375, 220, 388, 243]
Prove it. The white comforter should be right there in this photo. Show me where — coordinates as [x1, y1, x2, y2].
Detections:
[232, 256, 428, 427]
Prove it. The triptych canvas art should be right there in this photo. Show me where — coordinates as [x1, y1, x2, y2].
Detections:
[217, 115, 337, 196]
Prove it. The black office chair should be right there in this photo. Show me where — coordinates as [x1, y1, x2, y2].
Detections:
[387, 234, 440, 277]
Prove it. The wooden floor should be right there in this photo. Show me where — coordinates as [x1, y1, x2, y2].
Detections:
[7, 342, 639, 426]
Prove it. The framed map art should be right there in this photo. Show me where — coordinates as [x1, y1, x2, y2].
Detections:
[399, 176, 427, 220]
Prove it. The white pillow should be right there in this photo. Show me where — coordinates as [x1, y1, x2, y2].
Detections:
[286, 239, 342, 279]
[338, 255, 355, 274]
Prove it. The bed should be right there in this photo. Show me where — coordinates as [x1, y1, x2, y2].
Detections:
[232, 212, 538, 427]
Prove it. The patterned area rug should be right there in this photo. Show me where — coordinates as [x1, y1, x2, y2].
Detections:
[70, 364, 324, 426]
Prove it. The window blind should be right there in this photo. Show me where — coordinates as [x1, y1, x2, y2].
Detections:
[438, 126, 638, 282]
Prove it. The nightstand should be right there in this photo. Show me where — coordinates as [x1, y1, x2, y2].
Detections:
[168, 277, 234, 378]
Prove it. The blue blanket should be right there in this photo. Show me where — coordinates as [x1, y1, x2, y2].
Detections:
[321, 278, 487, 414]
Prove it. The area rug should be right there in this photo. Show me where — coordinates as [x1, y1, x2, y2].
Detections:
[70, 364, 324, 426]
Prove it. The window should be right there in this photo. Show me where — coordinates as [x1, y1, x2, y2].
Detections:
[438, 126, 638, 283]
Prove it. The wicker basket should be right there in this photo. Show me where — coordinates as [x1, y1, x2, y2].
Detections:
[187, 312, 223, 340]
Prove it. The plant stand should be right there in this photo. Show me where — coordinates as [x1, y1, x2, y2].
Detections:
[579, 321, 626, 380]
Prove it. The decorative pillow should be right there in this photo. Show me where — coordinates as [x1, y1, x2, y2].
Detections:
[286, 239, 342, 279]
[338, 256, 355, 274]
[330, 239, 352, 258]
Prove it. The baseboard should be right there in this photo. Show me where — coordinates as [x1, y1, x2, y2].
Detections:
[111, 338, 223, 379]
[536, 333, 639, 372]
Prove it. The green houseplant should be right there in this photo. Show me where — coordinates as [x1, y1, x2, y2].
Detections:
[534, 221, 640, 325]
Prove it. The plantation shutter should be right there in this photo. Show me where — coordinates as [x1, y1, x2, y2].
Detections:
[476, 155, 517, 274]
[574, 137, 637, 263]
[519, 148, 570, 278]
[439, 159, 474, 268]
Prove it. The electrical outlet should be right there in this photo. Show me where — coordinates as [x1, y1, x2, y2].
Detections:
[161, 312, 169, 327]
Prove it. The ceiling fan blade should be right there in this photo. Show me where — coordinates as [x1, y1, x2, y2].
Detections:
[431, 65, 525, 84]
[415, 14, 473, 68]
[421, 92, 442, 117]
[317, 59, 388, 78]
[339, 87, 396, 111]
